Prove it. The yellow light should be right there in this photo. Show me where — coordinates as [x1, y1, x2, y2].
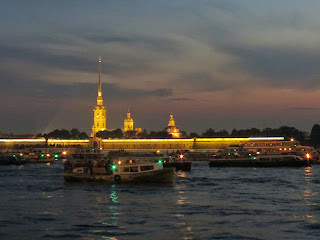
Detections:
[19, 153, 23, 156]
[179, 154, 184, 159]
[46, 154, 50, 157]
[99, 147, 103, 150]
[284, 148, 287, 151]
[256, 152, 260, 155]
[290, 138, 294, 142]
[117, 161, 122, 164]
[306, 153, 311, 159]
[62, 151, 67, 155]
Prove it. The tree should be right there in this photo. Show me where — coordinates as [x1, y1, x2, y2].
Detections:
[79, 132, 89, 139]
[189, 132, 199, 138]
[215, 130, 229, 137]
[138, 129, 148, 138]
[311, 124, 320, 147]
[124, 130, 137, 139]
[70, 128, 81, 138]
[202, 128, 215, 137]
[96, 129, 123, 139]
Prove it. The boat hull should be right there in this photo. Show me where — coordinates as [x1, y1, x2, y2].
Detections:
[63, 167, 175, 183]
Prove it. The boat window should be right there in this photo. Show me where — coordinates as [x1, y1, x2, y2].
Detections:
[130, 166, 139, 172]
[123, 167, 130, 172]
[140, 165, 154, 171]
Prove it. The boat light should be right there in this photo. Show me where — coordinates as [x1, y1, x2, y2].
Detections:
[117, 161, 122, 164]
[46, 154, 50, 157]
[62, 151, 67, 155]
[41, 154, 45, 157]
[306, 153, 311, 159]
[158, 160, 162, 163]
[13, 154, 16, 157]
[256, 152, 260, 155]
[19, 153, 23, 156]
[179, 154, 184, 159]
[112, 165, 117, 169]
[54, 154, 59, 158]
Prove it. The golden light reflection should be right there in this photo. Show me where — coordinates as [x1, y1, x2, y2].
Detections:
[176, 171, 186, 178]
[302, 167, 317, 222]
[174, 189, 193, 239]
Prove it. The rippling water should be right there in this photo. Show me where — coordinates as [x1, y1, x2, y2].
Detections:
[0, 161, 320, 240]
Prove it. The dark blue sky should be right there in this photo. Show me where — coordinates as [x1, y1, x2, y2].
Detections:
[1, 0, 320, 134]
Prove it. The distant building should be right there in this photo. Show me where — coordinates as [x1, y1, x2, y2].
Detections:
[164, 114, 181, 138]
[123, 110, 134, 132]
[91, 57, 107, 137]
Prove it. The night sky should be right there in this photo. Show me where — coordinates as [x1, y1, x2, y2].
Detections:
[1, 0, 320, 135]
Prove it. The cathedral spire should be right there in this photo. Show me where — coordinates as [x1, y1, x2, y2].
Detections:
[91, 56, 107, 137]
[97, 57, 103, 106]
[98, 56, 102, 95]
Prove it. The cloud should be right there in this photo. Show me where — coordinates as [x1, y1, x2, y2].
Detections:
[0, 69, 173, 100]
[167, 97, 191, 102]
[223, 45, 320, 89]
[289, 107, 320, 111]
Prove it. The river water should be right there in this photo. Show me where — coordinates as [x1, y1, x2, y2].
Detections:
[0, 161, 320, 240]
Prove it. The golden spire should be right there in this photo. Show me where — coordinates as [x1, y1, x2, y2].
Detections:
[127, 107, 131, 118]
[97, 57, 103, 106]
[168, 113, 175, 127]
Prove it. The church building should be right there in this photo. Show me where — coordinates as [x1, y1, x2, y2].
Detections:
[164, 113, 182, 138]
[91, 57, 107, 137]
[123, 110, 134, 132]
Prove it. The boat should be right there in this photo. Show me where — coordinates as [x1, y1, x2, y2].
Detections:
[22, 152, 57, 163]
[209, 153, 310, 167]
[162, 153, 192, 171]
[63, 150, 175, 183]
[107, 150, 192, 172]
[0, 153, 27, 165]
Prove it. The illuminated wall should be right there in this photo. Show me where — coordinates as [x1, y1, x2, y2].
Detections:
[0, 137, 288, 152]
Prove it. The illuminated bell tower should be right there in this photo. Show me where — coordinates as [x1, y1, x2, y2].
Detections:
[91, 57, 107, 137]
[165, 113, 181, 138]
[168, 114, 175, 127]
[124, 110, 134, 132]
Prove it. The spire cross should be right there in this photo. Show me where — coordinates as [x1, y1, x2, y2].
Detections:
[98, 56, 102, 96]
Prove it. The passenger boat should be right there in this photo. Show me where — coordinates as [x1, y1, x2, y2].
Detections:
[22, 152, 57, 163]
[209, 153, 309, 167]
[63, 151, 175, 183]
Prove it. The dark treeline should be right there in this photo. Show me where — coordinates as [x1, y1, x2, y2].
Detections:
[37, 128, 89, 139]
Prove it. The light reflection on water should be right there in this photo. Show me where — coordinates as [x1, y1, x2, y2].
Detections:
[1, 162, 320, 239]
[302, 166, 318, 224]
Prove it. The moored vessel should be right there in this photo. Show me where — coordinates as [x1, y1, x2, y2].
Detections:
[63, 150, 175, 183]
[209, 153, 309, 167]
